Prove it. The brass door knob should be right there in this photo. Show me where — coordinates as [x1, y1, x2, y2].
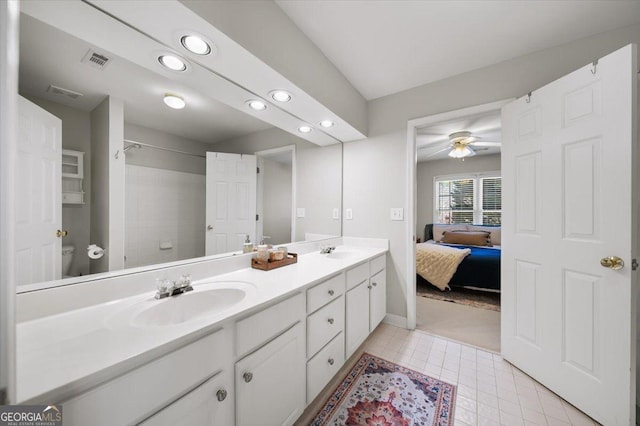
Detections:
[600, 256, 624, 270]
[56, 230, 68, 238]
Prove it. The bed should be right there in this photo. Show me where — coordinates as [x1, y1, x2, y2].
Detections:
[417, 224, 501, 291]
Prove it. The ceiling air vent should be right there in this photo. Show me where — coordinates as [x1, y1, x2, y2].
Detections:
[81, 49, 111, 70]
[46, 85, 83, 100]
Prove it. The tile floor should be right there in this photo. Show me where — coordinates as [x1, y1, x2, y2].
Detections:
[359, 323, 598, 426]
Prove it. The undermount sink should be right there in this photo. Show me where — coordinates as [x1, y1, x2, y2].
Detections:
[132, 286, 247, 327]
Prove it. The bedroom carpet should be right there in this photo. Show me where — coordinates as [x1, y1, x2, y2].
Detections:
[309, 352, 456, 425]
[416, 296, 501, 353]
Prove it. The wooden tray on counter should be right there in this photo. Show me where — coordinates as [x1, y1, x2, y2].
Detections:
[251, 253, 298, 271]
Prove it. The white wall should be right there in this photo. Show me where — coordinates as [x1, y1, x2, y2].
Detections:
[262, 158, 291, 245]
[416, 154, 501, 238]
[26, 96, 92, 277]
[89, 97, 124, 274]
[343, 23, 640, 320]
[125, 165, 205, 268]
[124, 123, 209, 174]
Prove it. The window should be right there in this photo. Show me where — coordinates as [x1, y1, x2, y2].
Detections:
[434, 173, 501, 225]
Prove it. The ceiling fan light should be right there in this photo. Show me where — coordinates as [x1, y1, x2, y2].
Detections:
[448, 145, 476, 159]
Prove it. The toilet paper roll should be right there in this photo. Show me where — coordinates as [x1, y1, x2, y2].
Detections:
[87, 244, 105, 259]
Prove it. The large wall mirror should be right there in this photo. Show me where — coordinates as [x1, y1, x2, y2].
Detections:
[16, 1, 343, 292]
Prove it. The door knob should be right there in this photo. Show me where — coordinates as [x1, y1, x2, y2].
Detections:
[600, 256, 624, 270]
[207, 225, 213, 230]
[56, 229, 68, 238]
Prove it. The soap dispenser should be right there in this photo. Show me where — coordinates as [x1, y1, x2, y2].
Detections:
[243, 235, 253, 254]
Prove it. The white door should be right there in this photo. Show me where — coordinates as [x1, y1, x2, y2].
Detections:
[501, 45, 637, 425]
[235, 323, 305, 426]
[205, 152, 257, 255]
[15, 96, 62, 286]
[139, 371, 232, 426]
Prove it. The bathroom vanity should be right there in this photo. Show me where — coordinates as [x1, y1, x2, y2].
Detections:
[16, 239, 388, 426]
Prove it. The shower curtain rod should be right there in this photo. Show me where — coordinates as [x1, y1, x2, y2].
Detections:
[123, 139, 207, 159]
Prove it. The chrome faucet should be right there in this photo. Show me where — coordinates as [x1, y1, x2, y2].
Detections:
[155, 274, 193, 299]
[320, 245, 336, 254]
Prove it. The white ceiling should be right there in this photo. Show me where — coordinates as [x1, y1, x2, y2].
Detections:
[19, 14, 272, 145]
[276, 1, 640, 100]
[416, 110, 501, 163]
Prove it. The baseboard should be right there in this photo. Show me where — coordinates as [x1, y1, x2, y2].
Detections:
[383, 314, 407, 328]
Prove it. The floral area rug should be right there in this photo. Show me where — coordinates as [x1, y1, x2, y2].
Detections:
[310, 353, 455, 425]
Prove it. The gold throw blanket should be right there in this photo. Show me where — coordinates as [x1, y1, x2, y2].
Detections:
[416, 243, 471, 291]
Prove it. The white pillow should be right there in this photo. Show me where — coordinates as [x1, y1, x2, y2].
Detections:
[432, 224, 468, 242]
[467, 225, 501, 246]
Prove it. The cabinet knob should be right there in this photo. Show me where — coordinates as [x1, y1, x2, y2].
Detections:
[327, 318, 334, 325]
[328, 289, 335, 296]
[372, 282, 377, 287]
[367, 285, 372, 289]
[328, 358, 335, 365]
[243, 372, 253, 383]
[207, 225, 213, 230]
[216, 389, 227, 401]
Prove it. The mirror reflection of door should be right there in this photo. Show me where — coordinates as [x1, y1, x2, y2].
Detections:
[205, 152, 257, 255]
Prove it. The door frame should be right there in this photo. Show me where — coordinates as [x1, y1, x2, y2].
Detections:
[254, 145, 297, 244]
[0, 0, 19, 404]
[404, 99, 512, 330]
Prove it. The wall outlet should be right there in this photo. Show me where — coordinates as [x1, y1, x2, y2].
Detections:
[332, 207, 340, 220]
[296, 208, 306, 218]
[390, 208, 404, 221]
[345, 208, 353, 220]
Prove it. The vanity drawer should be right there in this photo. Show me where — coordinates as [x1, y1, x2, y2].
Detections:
[370, 254, 386, 276]
[236, 292, 304, 358]
[62, 328, 228, 426]
[307, 332, 345, 404]
[307, 273, 345, 314]
[307, 295, 344, 357]
[346, 262, 369, 290]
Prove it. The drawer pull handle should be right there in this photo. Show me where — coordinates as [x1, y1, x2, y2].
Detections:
[327, 318, 335, 324]
[328, 289, 335, 296]
[243, 372, 253, 383]
[372, 282, 377, 287]
[328, 358, 335, 365]
[216, 389, 227, 401]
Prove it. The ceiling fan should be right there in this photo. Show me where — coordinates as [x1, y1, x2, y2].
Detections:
[420, 131, 501, 160]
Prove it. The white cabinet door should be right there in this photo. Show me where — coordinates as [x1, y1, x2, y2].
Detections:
[501, 45, 637, 425]
[139, 371, 232, 426]
[205, 152, 257, 255]
[235, 323, 305, 426]
[369, 269, 386, 331]
[345, 280, 370, 358]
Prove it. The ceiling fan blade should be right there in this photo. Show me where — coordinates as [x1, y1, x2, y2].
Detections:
[420, 145, 452, 159]
[469, 141, 501, 147]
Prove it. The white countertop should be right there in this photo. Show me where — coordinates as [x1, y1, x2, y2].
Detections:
[16, 245, 387, 403]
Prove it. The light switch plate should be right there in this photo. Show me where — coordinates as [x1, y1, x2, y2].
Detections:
[332, 208, 340, 220]
[345, 208, 353, 220]
[390, 208, 404, 221]
[296, 208, 306, 218]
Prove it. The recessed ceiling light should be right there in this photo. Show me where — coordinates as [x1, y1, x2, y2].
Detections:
[181, 35, 212, 55]
[247, 100, 267, 111]
[163, 94, 185, 109]
[270, 90, 292, 103]
[320, 120, 335, 128]
[158, 55, 187, 71]
[298, 125, 313, 133]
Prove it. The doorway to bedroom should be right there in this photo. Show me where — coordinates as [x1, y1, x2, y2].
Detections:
[413, 105, 504, 352]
